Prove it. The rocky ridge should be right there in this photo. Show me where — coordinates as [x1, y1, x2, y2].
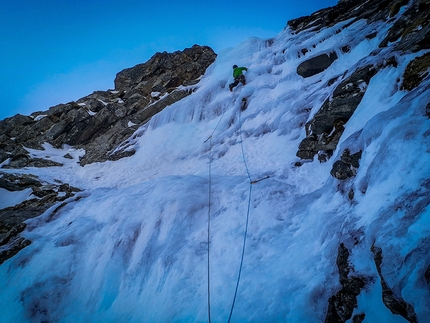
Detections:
[0, 45, 216, 168]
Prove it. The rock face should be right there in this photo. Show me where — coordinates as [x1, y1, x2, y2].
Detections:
[287, 0, 393, 33]
[325, 243, 421, 323]
[401, 52, 430, 91]
[330, 149, 362, 180]
[293, 0, 429, 164]
[324, 244, 366, 323]
[379, 0, 430, 52]
[297, 65, 376, 161]
[0, 172, 81, 265]
[0, 45, 216, 167]
[371, 245, 419, 323]
[425, 265, 430, 284]
[114, 45, 216, 93]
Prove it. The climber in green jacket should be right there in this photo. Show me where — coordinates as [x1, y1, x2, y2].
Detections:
[229, 65, 248, 91]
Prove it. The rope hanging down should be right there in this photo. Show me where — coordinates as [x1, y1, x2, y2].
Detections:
[227, 94, 252, 323]
[206, 88, 267, 322]
[206, 92, 237, 323]
[207, 135, 212, 323]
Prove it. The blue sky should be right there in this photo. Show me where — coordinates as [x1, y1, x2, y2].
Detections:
[0, 0, 338, 120]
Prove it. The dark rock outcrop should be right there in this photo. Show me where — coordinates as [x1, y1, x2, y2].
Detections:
[425, 265, 430, 284]
[297, 52, 338, 78]
[330, 149, 362, 180]
[294, 0, 427, 162]
[401, 52, 430, 91]
[0, 45, 217, 167]
[379, 0, 430, 52]
[310, 65, 376, 135]
[325, 243, 366, 323]
[114, 45, 216, 93]
[0, 172, 81, 265]
[297, 65, 376, 160]
[371, 245, 419, 323]
[352, 313, 366, 323]
[287, 0, 393, 33]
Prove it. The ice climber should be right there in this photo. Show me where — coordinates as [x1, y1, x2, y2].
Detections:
[229, 64, 248, 92]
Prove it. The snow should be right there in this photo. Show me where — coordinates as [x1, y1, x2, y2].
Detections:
[0, 187, 33, 209]
[24, 143, 85, 165]
[33, 114, 47, 121]
[1, 10, 430, 323]
[151, 91, 161, 97]
[98, 99, 108, 106]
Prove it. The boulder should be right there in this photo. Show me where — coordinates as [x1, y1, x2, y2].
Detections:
[331, 160, 355, 180]
[297, 52, 338, 78]
[330, 150, 362, 180]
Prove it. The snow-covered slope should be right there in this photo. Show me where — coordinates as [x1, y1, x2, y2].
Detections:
[1, 2, 429, 323]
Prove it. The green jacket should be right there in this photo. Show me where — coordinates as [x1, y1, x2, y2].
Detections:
[233, 67, 248, 78]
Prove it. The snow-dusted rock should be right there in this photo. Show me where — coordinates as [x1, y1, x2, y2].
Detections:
[0, 172, 81, 265]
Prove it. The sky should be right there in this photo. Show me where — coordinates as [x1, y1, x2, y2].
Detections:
[0, 0, 338, 120]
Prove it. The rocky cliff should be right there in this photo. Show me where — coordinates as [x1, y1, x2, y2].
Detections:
[294, 0, 429, 170]
[0, 44, 216, 168]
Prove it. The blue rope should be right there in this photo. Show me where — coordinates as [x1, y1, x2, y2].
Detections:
[205, 93, 236, 143]
[207, 136, 213, 323]
[228, 183, 252, 323]
[228, 98, 253, 322]
[238, 106, 252, 182]
[206, 89, 252, 323]
[206, 93, 238, 323]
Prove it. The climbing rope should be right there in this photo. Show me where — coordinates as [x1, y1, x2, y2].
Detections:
[206, 87, 260, 323]
[228, 183, 252, 323]
[227, 95, 252, 323]
[206, 92, 237, 323]
[207, 134, 212, 323]
[237, 105, 252, 183]
[204, 93, 236, 143]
